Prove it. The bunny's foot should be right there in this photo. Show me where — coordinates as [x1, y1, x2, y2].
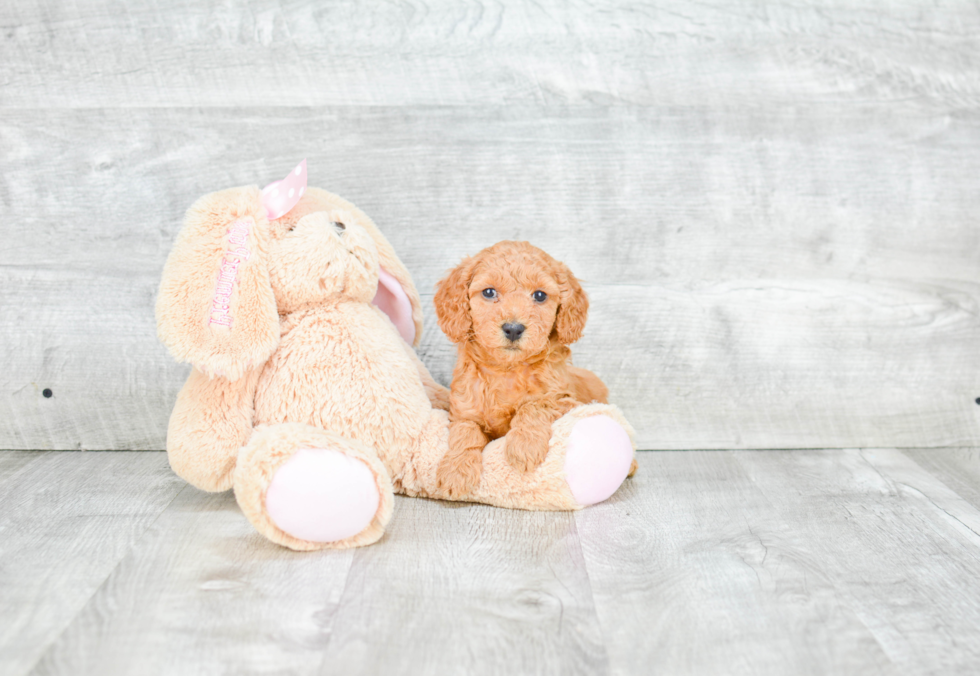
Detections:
[421, 403, 636, 510]
[234, 423, 394, 551]
[562, 411, 635, 505]
[265, 448, 380, 543]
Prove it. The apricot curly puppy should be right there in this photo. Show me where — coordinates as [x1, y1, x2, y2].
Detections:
[433, 241, 634, 498]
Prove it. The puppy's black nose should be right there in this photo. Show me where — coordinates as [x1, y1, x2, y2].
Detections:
[502, 322, 526, 342]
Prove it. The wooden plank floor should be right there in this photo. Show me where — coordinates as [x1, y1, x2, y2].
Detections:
[3, 450, 979, 675]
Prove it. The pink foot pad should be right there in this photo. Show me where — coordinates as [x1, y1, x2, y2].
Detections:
[564, 415, 634, 506]
[265, 448, 380, 543]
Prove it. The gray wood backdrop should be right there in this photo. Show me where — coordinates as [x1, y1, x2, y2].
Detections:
[2, 0, 978, 451]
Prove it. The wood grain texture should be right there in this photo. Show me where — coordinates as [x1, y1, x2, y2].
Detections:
[29, 487, 355, 676]
[733, 448, 980, 674]
[1, 0, 978, 109]
[7, 450, 980, 675]
[576, 449, 980, 675]
[314, 497, 607, 676]
[904, 447, 980, 512]
[0, 451, 184, 676]
[2, 104, 979, 449]
[29, 465, 607, 675]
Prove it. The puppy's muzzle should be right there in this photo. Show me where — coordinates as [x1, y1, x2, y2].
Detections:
[502, 322, 526, 342]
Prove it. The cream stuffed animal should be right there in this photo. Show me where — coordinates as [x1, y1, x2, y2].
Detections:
[157, 161, 636, 550]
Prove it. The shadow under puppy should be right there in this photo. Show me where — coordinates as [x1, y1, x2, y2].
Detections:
[434, 240, 636, 497]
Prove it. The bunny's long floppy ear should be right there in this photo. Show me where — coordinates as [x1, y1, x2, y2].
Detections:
[156, 186, 280, 381]
[296, 188, 424, 347]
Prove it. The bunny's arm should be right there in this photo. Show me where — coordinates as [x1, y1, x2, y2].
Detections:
[400, 341, 450, 411]
[166, 366, 262, 492]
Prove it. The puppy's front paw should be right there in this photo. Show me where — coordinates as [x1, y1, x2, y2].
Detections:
[436, 448, 483, 499]
[505, 425, 551, 473]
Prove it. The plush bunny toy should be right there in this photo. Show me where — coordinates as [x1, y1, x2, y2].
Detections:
[156, 161, 637, 550]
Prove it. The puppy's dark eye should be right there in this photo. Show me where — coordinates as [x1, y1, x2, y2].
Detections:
[482, 288, 497, 300]
[332, 221, 346, 233]
[533, 290, 548, 303]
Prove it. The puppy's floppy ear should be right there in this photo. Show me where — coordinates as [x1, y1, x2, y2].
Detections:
[434, 255, 477, 344]
[156, 186, 280, 381]
[554, 261, 589, 344]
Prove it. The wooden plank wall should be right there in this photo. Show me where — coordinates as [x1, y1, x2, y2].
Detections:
[1, 0, 978, 451]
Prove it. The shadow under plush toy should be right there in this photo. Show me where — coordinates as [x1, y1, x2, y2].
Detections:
[157, 160, 637, 551]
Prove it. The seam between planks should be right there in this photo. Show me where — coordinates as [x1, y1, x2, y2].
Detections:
[570, 508, 615, 676]
[25, 483, 191, 674]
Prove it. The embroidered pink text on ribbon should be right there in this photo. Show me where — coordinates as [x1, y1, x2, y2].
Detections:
[209, 218, 253, 327]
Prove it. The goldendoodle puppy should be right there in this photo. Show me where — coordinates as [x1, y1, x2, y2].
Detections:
[434, 240, 628, 498]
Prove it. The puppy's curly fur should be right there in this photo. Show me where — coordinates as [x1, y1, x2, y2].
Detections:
[433, 241, 628, 498]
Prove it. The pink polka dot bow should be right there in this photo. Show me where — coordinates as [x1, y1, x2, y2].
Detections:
[261, 159, 307, 220]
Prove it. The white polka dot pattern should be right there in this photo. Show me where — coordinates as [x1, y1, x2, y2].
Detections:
[261, 159, 308, 220]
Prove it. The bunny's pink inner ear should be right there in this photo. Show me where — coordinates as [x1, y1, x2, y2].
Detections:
[373, 268, 416, 344]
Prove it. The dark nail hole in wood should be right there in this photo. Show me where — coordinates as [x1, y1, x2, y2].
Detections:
[42, 388, 53, 398]
[975, 397, 980, 405]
